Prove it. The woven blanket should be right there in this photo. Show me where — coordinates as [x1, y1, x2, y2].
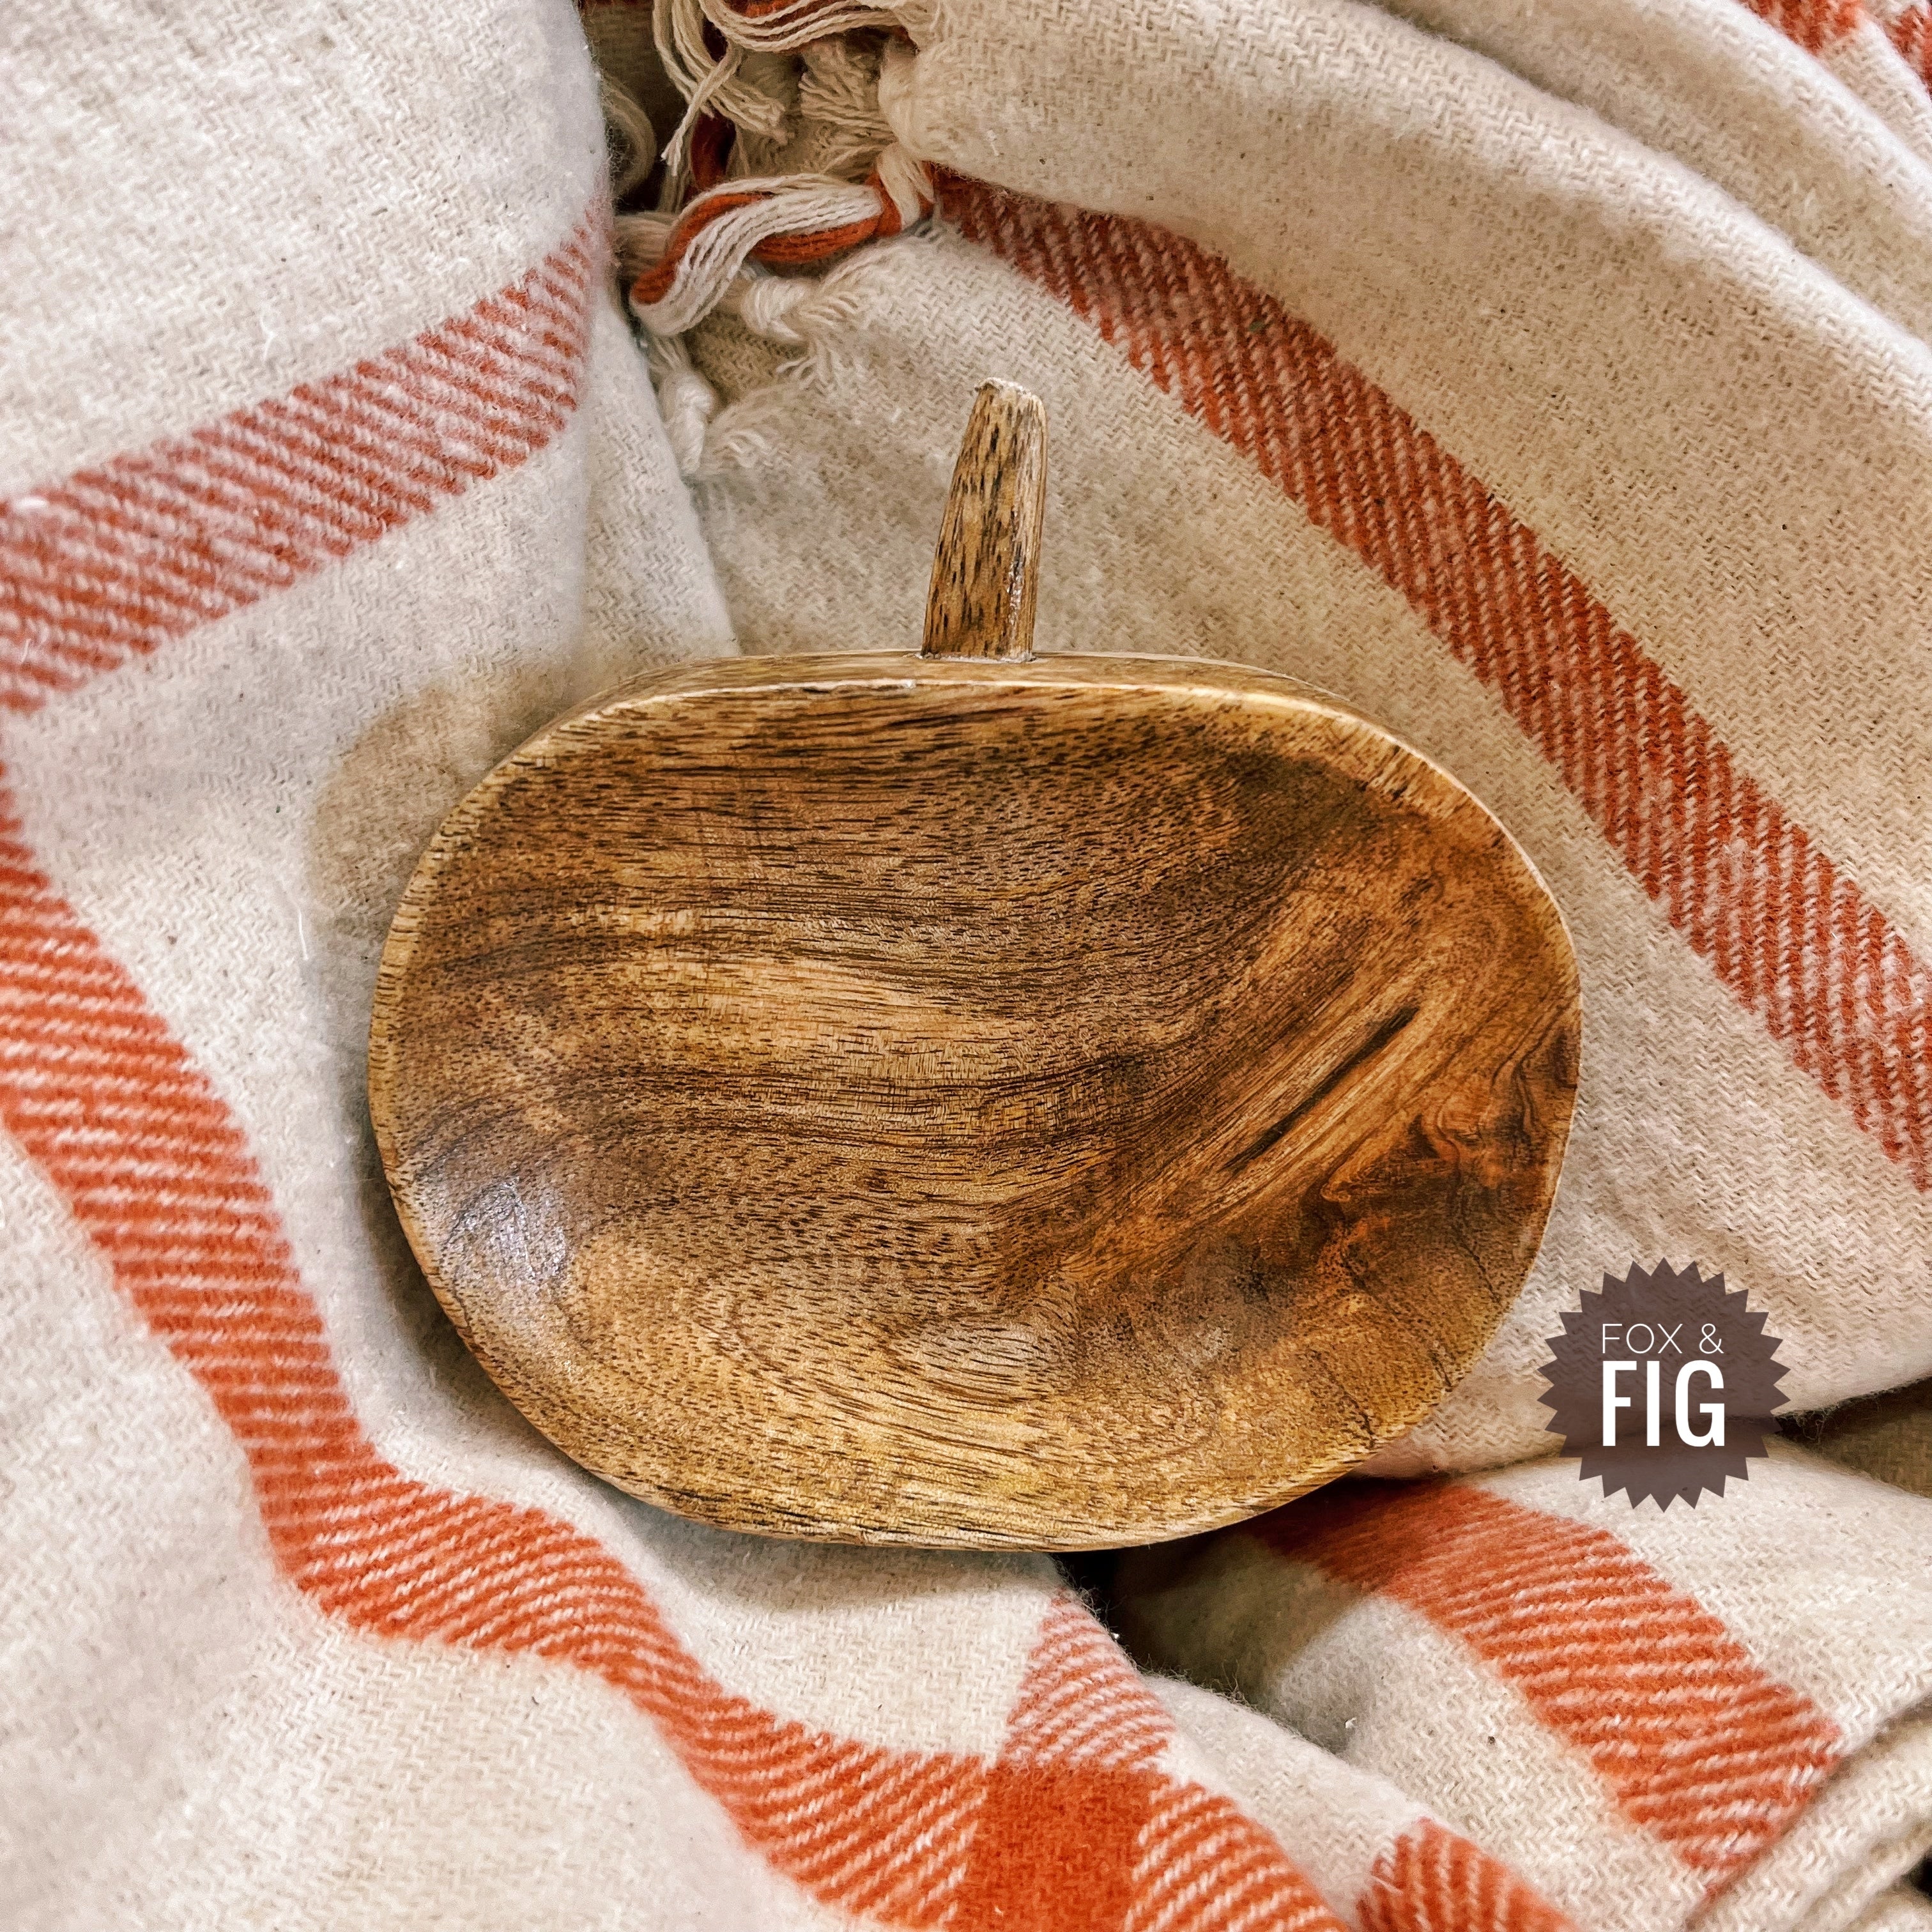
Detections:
[6, 1, 1931, 1927]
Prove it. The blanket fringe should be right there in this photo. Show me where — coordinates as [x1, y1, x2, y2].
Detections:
[631, 227, 940, 478]
[602, 0, 933, 366]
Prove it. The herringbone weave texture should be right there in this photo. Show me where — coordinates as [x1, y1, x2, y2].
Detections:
[6, 1, 1931, 1929]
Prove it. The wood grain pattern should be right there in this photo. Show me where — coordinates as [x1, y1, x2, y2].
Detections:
[369, 652, 1580, 1549]
[920, 383, 1046, 661]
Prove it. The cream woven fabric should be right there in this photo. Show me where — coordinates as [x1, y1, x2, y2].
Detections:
[1117, 1444, 1932, 1932]
[6, 0, 1932, 1927]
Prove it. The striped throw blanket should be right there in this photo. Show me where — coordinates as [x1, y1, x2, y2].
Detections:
[6, 0, 1931, 1926]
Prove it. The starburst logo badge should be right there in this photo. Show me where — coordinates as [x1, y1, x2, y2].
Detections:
[1538, 1261, 1788, 1508]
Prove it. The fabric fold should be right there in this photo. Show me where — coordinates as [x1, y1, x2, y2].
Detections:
[1797, 1380, 1932, 1499]
[1116, 1444, 1932, 1931]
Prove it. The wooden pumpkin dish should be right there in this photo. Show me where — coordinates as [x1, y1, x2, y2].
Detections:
[369, 384, 1579, 1549]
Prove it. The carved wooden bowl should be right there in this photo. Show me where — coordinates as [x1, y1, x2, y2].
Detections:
[369, 387, 1579, 1549]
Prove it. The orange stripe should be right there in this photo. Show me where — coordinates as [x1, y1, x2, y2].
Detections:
[1889, 3, 1932, 83]
[938, 174, 1932, 1193]
[953, 1600, 1349, 1932]
[1740, 0, 1865, 53]
[629, 183, 914, 310]
[1259, 1483, 1841, 1885]
[0, 804, 1347, 1926]
[1124, 1783, 1344, 1932]
[0, 214, 602, 714]
[1358, 1820, 1577, 1932]
[724, 0, 856, 17]
[689, 112, 734, 192]
[998, 1597, 1173, 1771]
[629, 190, 769, 305]
[0, 775, 994, 1922]
[756, 208, 895, 262]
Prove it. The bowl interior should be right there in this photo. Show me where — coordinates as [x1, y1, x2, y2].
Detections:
[371, 655, 1579, 1547]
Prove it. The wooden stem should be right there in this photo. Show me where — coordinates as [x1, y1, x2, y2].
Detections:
[920, 381, 1047, 661]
